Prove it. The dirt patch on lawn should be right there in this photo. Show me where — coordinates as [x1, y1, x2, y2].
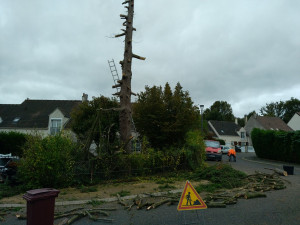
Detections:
[0, 180, 206, 204]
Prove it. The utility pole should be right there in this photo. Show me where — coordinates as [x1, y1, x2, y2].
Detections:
[113, 0, 145, 153]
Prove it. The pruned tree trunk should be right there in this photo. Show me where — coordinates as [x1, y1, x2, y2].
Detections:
[114, 0, 145, 153]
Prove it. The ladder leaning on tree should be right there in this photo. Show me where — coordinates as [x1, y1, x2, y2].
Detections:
[108, 59, 140, 151]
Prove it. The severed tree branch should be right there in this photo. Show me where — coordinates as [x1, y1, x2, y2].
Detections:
[132, 54, 146, 60]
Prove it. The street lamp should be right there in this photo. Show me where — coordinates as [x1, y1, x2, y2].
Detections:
[200, 105, 204, 133]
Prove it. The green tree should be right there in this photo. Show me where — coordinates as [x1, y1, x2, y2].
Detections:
[133, 82, 199, 149]
[204, 101, 235, 122]
[71, 96, 119, 153]
[282, 97, 300, 123]
[260, 101, 285, 118]
[259, 98, 300, 123]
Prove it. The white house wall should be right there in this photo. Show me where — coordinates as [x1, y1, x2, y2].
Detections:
[217, 135, 241, 146]
[288, 113, 300, 131]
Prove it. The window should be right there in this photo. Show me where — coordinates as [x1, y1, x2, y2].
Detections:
[0, 117, 2, 124]
[12, 117, 20, 124]
[50, 119, 62, 135]
[240, 132, 245, 139]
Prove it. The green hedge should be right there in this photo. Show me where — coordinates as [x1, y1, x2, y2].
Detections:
[0, 132, 27, 156]
[251, 128, 300, 163]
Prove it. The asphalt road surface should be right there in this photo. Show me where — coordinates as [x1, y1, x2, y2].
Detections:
[2, 152, 300, 225]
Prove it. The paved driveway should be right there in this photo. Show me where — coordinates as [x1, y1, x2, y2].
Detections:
[2, 153, 300, 225]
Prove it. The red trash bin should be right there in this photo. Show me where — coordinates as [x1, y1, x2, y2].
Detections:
[23, 188, 60, 225]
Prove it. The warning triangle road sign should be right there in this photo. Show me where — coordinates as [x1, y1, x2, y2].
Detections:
[177, 180, 207, 211]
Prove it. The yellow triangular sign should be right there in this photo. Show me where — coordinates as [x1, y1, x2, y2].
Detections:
[177, 180, 207, 211]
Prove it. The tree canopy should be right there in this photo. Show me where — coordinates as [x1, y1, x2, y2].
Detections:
[133, 82, 200, 149]
[203, 101, 235, 122]
[260, 97, 300, 123]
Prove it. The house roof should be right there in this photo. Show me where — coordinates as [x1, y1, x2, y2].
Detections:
[297, 112, 300, 116]
[256, 116, 293, 132]
[0, 99, 81, 129]
[209, 120, 241, 136]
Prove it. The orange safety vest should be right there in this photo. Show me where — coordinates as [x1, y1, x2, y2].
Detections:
[228, 149, 236, 156]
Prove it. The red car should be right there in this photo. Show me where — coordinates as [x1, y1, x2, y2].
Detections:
[204, 140, 222, 161]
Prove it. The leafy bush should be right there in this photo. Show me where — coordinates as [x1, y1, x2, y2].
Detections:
[183, 130, 206, 170]
[18, 134, 77, 189]
[0, 132, 27, 156]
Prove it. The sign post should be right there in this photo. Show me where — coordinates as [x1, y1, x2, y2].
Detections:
[177, 181, 207, 224]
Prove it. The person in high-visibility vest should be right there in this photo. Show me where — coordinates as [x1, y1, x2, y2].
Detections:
[228, 148, 236, 162]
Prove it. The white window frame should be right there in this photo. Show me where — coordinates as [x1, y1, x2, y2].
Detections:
[50, 118, 62, 135]
[240, 132, 245, 139]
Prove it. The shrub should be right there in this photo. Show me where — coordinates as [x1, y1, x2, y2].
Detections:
[192, 164, 247, 189]
[18, 134, 77, 189]
[183, 130, 206, 170]
[252, 129, 300, 163]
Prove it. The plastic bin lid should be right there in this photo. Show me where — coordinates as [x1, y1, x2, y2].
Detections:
[23, 188, 60, 201]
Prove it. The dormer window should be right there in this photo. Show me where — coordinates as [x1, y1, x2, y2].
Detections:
[241, 132, 245, 139]
[50, 118, 62, 135]
[12, 117, 20, 124]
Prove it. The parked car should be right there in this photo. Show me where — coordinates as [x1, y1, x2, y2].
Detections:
[205, 140, 222, 161]
[0, 153, 19, 183]
[241, 146, 255, 153]
[221, 145, 231, 154]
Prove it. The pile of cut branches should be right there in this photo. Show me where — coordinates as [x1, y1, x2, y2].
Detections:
[204, 171, 287, 208]
[16, 207, 117, 224]
[117, 193, 180, 211]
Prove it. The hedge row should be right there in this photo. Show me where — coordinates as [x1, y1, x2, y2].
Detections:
[0, 132, 27, 156]
[251, 128, 300, 164]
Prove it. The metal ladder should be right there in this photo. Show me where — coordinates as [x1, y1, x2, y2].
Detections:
[108, 59, 120, 92]
[107, 59, 141, 151]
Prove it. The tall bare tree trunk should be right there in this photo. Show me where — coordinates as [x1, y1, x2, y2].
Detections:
[114, 0, 145, 153]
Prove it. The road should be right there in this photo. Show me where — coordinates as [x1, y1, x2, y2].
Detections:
[2, 152, 300, 225]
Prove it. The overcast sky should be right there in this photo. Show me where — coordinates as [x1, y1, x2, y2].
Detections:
[1, 0, 300, 117]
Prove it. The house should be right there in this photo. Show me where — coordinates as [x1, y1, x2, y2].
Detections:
[0, 95, 85, 137]
[287, 112, 300, 131]
[244, 113, 293, 145]
[208, 120, 248, 147]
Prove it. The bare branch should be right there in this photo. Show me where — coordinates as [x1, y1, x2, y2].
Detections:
[120, 14, 128, 19]
[112, 92, 121, 96]
[99, 107, 124, 112]
[122, 0, 130, 5]
[112, 84, 122, 88]
[132, 54, 146, 60]
[115, 33, 126, 38]
[131, 92, 137, 96]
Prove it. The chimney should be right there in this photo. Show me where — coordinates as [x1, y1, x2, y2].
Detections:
[82, 93, 88, 102]
[244, 115, 248, 124]
[235, 118, 238, 125]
